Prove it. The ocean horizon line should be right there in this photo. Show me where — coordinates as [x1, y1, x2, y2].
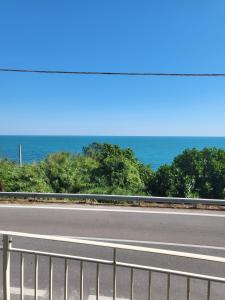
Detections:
[0, 135, 225, 138]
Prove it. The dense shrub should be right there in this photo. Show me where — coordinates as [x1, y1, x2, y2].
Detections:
[0, 159, 51, 192]
[41, 152, 98, 193]
[83, 143, 145, 193]
[0, 144, 224, 199]
[0, 159, 18, 191]
[149, 148, 225, 199]
[171, 148, 225, 199]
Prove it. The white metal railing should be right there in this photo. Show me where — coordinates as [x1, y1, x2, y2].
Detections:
[1, 191, 225, 205]
[1, 231, 225, 299]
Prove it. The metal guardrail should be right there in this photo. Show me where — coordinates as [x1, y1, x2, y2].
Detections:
[0, 191, 225, 205]
[1, 231, 225, 299]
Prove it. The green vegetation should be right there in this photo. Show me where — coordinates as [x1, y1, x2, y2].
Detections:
[0, 143, 224, 199]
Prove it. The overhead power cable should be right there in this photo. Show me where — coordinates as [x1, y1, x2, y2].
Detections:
[0, 68, 225, 77]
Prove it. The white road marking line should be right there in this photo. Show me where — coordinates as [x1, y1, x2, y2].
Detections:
[9, 289, 121, 300]
[68, 236, 225, 251]
[10, 287, 46, 296]
[0, 204, 225, 218]
[88, 297, 127, 300]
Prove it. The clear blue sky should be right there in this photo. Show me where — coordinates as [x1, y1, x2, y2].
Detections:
[0, 0, 225, 136]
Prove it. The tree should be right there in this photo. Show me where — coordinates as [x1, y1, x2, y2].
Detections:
[83, 143, 148, 194]
[138, 163, 154, 195]
[12, 164, 52, 192]
[199, 148, 225, 198]
[0, 159, 18, 191]
[42, 152, 98, 193]
[170, 148, 225, 198]
[0, 159, 51, 192]
[151, 165, 174, 196]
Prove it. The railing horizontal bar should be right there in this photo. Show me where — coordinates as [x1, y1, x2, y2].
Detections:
[1, 191, 224, 205]
[9, 247, 225, 283]
[3, 230, 225, 264]
[11, 248, 114, 265]
[117, 262, 225, 283]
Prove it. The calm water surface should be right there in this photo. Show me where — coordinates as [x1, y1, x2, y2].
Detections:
[0, 136, 225, 170]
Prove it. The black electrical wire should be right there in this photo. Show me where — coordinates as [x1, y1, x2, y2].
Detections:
[0, 68, 225, 77]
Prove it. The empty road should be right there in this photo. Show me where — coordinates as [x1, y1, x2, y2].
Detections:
[0, 204, 225, 299]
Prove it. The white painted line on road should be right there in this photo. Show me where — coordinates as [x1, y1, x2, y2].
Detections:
[10, 289, 123, 300]
[69, 236, 225, 251]
[11, 287, 46, 296]
[0, 204, 225, 218]
[88, 297, 127, 300]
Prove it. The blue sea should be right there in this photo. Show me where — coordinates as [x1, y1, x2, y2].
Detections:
[0, 136, 225, 170]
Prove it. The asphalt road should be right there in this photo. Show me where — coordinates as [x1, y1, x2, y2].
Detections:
[0, 204, 225, 299]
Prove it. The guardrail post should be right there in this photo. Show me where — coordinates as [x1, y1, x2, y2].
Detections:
[3, 234, 12, 300]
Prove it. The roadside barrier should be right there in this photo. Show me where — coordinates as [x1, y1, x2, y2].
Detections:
[1, 231, 225, 299]
[0, 191, 225, 205]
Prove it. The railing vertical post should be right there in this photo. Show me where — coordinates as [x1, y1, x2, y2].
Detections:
[3, 234, 12, 300]
[80, 261, 83, 300]
[207, 280, 211, 300]
[148, 271, 152, 300]
[35, 255, 39, 300]
[187, 277, 190, 300]
[113, 248, 117, 300]
[96, 263, 100, 300]
[130, 268, 134, 300]
[64, 259, 68, 300]
[20, 253, 24, 300]
[49, 257, 53, 300]
[167, 273, 170, 300]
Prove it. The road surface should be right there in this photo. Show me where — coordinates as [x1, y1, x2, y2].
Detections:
[0, 204, 225, 299]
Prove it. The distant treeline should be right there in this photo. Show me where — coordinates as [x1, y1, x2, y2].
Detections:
[0, 143, 225, 199]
